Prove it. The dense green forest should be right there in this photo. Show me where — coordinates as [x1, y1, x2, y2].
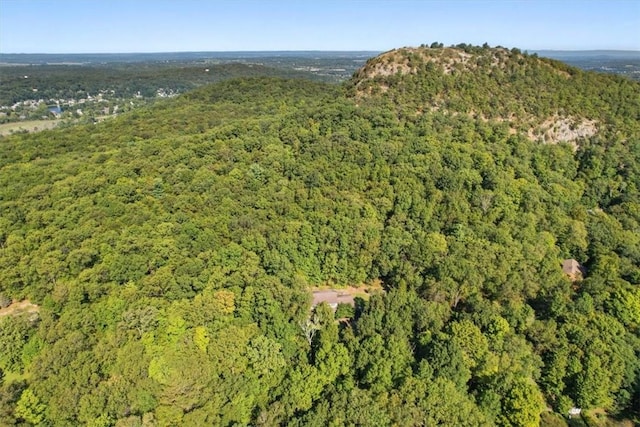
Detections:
[0, 45, 639, 426]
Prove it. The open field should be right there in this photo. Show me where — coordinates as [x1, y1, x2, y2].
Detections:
[0, 119, 61, 136]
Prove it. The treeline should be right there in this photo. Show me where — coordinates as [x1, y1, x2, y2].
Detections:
[0, 49, 639, 426]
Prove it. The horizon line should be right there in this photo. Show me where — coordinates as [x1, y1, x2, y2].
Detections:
[0, 50, 382, 55]
[1, 48, 639, 56]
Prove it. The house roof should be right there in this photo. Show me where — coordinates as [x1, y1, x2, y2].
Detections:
[312, 290, 355, 307]
[562, 259, 586, 280]
[562, 259, 581, 274]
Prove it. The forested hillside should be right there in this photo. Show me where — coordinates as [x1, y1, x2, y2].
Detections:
[1, 46, 639, 426]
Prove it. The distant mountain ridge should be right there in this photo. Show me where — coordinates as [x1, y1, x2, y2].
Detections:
[0, 51, 380, 65]
[533, 50, 640, 59]
[533, 49, 640, 81]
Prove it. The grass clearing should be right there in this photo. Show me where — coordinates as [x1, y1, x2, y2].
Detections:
[0, 119, 61, 136]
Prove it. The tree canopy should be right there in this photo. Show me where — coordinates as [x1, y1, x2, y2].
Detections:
[1, 45, 639, 426]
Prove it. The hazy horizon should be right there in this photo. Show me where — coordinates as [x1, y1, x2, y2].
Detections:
[1, 0, 638, 54]
[1, 48, 639, 57]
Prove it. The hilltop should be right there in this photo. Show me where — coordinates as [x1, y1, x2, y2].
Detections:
[349, 44, 639, 147]
[0, 46, 639, 426]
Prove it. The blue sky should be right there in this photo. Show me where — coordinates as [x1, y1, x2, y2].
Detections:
[1, 0, 638, 53]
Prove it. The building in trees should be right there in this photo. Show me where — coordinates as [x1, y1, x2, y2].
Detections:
[312, 290, 355, 310]
[562, 259, 586, 282]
